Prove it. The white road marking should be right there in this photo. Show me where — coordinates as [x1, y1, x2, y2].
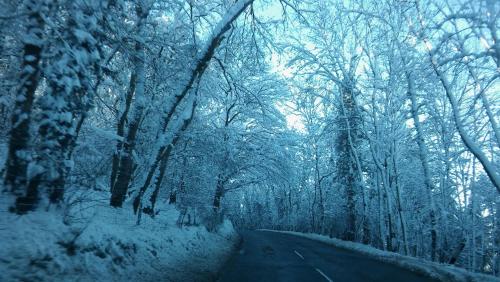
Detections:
[294, 250, 304, 260]
[315, 268, 333, 282]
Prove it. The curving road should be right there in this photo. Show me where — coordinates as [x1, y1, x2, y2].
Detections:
[218, 230, 438, 282]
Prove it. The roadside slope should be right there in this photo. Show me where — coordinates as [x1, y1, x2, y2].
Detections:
[0, 194, 238, 282]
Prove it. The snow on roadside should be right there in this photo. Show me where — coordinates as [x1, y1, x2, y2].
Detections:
[260, 230, 499, 282]
[0, 194, 238, 282]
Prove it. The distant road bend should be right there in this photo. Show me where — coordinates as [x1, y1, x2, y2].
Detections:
[218, 230, 437, 282]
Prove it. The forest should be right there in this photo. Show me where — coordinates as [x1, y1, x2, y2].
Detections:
[0, 0, 499, 280]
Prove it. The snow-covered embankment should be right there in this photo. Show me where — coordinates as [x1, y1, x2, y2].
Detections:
[0, 197, 238, 282]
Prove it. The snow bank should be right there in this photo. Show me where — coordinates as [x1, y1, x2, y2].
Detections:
[0, 194, 238, 282]
[260, 230, 499, 282]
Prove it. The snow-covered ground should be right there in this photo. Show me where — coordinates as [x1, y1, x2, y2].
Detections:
[261, 230, 499, 282]
[0, 192, 238, 282]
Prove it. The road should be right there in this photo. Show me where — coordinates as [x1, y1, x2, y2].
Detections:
[218, 230, 437, 282]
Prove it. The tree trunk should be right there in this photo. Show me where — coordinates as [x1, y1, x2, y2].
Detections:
[382, 165, 395, 252]
[376, 171, 387, 250]
[336, 85, 361, 242]
[407, 72, 438, 261]
[392, 145, 409, 255]
[4, 0, 45, 212]
[494, 197, 500, 276]
[134, 97, 197, 224]
[213, 176, 225, 211]
[110, 4, 149, 208]
[449, 238, 466, 265]
[25, 1, 103, 208]
[110, 70, 138, 191]
[149, 154, 168, 215]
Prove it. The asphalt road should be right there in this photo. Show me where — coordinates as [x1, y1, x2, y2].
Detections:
[218, 230, 438, 282]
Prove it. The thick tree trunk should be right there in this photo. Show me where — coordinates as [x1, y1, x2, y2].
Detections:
[110, 102, 143, 208]
[110, 71, 137, 191]
[110, 4, 148, 208]
[4, 0, 45, 211]
[337, 86, 360, 242]
[35, 106, 74, 204]
[21, 1, 103, 209]
[109, 100, 143, 207]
